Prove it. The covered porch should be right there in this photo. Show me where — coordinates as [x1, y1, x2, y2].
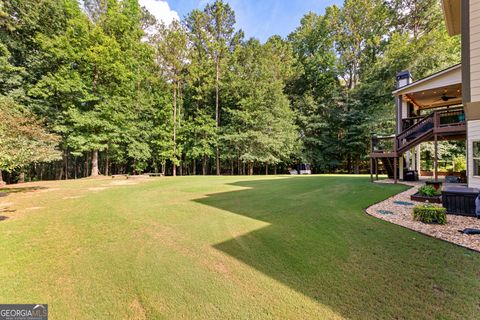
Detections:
[370, 64, 466, 183]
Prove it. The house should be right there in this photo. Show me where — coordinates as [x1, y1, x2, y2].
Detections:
[370, 0, 480, 189]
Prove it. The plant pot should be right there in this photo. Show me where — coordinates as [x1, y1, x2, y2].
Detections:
[410, 192, 442, 203]
[425, 181, 442, 191]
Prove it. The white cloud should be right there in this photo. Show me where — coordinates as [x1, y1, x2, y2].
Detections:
[139, 0, 180, 25]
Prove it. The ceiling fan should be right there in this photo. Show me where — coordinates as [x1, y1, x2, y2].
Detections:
[436, 93, 458, 102]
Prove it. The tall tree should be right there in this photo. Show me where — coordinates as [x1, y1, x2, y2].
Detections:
[224, 39, 298, 174]
[288, 12, 341, 171]
[0, 97, 60, 184]
[152, 20, 189, 176]
[186, 1, 239, 175]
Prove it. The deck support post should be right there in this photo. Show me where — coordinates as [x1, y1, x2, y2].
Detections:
[394, 157, 398, 184]
[375, 158, 379, 181]
[370, 158, 373, 182]
[434, 134, 438, 181]
[416, 144, 421, 177]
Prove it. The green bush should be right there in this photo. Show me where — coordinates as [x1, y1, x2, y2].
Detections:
[418, 185, 440, 197]
[453, 155, 467, 172]
[413, 204, 447, 224]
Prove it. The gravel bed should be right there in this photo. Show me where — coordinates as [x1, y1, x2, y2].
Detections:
[366, 180, 480, 252]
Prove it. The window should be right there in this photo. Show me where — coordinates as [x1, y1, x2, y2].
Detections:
[473, 141, 480, 176]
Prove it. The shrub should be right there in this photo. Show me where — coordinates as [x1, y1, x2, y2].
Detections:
[453, 155, 467, 172]
[413, 204, 447, 224]
[418, 185, 440, 197]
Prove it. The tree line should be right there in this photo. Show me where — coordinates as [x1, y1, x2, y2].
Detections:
[0, 0, 460, 183]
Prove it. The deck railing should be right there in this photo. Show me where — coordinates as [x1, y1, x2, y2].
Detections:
[396, 107, 465, 152]
[371, 107, 465, 156]
[371, 134, 395, 153]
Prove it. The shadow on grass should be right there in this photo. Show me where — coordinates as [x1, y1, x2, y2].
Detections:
[195, 176, 480, 319]
[0, 186, 47, 197]
[0, 215, 8, 221]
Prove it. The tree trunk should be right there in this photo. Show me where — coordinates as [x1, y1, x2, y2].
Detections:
[91, 150, 100, 176]
[0, 169, 5, 186]
[74, 157, 78, 179]
[248, 163, 254, 176]
[202, 156, 207, 176]
[173, 82, 178, 177]
[215, 58, 220, 176]
[105, 150, 109, 176]
[57, 165, 63, 180]
[192, 159, 196, 175]
[85, 153, 90, 177]
[274, 165, 277, 175]
[64, 150, 68, 180]
[216, 147, 220, 175]
[265, 164, 268, 175]
[18, 170, 25, 183]
[347, 154, 352, 174]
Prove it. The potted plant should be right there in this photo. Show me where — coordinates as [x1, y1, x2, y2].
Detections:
[411, 184, 442, 203]
[425, 180, 442, 191]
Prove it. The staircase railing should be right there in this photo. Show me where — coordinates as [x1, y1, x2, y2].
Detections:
[396, 113, 434, 152]
[396, 107, 465, 153]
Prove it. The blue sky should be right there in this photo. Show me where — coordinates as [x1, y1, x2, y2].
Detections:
[140, 0, 342, 42]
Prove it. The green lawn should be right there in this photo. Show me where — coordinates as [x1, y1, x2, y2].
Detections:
[0, 175, 479, 319]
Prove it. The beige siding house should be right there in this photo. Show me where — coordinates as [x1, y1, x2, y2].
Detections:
[371, 0, 480, 191]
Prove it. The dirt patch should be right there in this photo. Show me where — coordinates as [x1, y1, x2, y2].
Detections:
[109, 181, 138, 186]
[127, 297, 147, 320]
[211, 261, 229, 274]
[0, 202, 14, 207]
[25, 207, 44, 211]
[0, 186, 47, 194]
[145, 223, 237, 282]
[0, 216, 8, 221]
[38, 188, 60, 193]
[88, 187, 108, 192]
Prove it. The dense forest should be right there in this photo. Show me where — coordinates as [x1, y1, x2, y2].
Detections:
[0, 0, 461, 183]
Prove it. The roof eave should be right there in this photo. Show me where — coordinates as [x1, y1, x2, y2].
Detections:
[442, 0, 462, 36]
[392, 64, 461, 96]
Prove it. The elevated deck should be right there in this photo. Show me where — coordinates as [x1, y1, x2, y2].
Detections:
[370, 107, 466, 182]
[370, 107, 465, 158]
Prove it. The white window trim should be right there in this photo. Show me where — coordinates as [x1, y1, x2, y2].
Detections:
[472, 140, 480, 177]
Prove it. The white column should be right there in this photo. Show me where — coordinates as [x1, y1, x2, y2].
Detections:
[406, 150, 411, 170]
[416, 145, 421, 175]
[399, 156, 404, 180]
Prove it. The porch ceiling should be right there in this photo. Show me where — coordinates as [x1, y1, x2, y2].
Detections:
[405, 83, 462, 109]
[393, 64, 462, 109]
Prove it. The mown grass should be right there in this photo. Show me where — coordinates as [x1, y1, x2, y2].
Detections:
[0, 175, 478, 319]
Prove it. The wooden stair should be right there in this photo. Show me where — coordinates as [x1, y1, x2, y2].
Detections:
[396, 112, 435, 154]
[396, 107, 466, 154]
[378, 157, 395, 178]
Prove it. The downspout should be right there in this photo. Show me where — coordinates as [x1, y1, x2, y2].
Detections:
[462, 0, 471, 186]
